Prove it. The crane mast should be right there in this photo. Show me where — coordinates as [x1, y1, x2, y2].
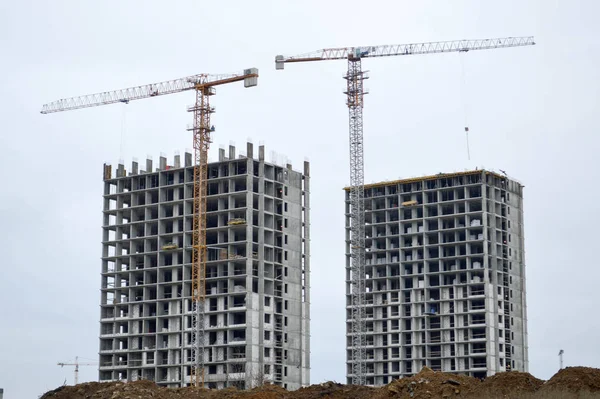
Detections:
[42, 68, 258, 388]
[189, 83, 212, 389]
[276, 36, 535, 385]
[188, 80, 213, 389]
[344, 56, 368, 384]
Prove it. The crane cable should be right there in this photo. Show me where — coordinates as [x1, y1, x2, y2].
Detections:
[459, 53, 471, 161]
[119, 103, 128, 161]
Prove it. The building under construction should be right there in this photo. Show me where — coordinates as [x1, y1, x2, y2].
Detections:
[99, 143, 310, 389]
[345, 169, 528, 385]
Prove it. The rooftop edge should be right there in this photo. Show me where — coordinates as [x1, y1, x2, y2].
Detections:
[343, 169, 522, 191]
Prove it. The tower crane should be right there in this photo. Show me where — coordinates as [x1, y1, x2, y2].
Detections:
[276, 36, 535, 385]
[57, 356, 97, 385]
[42, 68, 259, 388]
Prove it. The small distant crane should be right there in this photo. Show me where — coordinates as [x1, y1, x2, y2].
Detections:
[559, 349, 564, 369]
[57, 356, 97, 385]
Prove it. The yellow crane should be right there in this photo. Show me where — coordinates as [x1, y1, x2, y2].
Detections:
[42, 68, 259, 387]
[276, 37, 535, 385]
[57, 356, 97, 385]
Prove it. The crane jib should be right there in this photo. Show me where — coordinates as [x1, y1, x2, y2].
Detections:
[40, 69, 258, 114]
[276, 36, 535, 63]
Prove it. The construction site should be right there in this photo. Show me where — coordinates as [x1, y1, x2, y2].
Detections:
[33, 30, 600, 399]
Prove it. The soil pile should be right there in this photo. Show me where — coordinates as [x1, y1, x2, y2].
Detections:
[373, 367, 480, 398]
[469, 371, 543, 398]
[41, 367, 600, 399]
[293, 381, 374, 399]
[41, 380, 168, 399]
[540, 366, 600, 394]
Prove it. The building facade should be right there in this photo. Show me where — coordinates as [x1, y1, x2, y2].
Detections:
[345, 170, 528, 385]
[99, 143, 310, 389]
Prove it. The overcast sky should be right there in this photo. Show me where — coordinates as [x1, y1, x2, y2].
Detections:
[1, 0, 599, 397]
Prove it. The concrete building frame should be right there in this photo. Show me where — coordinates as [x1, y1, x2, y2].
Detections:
[345, 170, 528, 385]
[99, 143, 310, 390]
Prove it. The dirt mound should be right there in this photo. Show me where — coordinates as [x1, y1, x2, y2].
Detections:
[471, 371, 544, 398]
[294, 381, 375, 399]
[40, 367, 600, 399]
[541, 367, 600, 394]
[40, 380, 170, 399]
[373, 367, 481, 398]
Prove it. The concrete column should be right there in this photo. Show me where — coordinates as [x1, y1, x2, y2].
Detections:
[146, 158, 153, 173]
[219, 148, 226, 161]
[229, 145, 236, 160]
[132, 160, 138, 175]
[302, 160, 311, 385]
[117, 163, 125, 178]
[174, 154, 181, 168]
[303, 160, 310, 305]
[256, 151, 266, 378]
[159, 155, 167, 170]
[184, 152, 192, 167]
[247, 142, 253, 159]
[103, 163, 112, 180]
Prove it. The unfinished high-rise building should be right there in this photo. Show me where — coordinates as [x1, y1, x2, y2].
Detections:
[345, 170, 528, 385]
[99, 143, 310, 390]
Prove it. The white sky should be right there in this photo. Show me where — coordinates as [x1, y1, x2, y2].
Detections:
[1, 1, 599, 397]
